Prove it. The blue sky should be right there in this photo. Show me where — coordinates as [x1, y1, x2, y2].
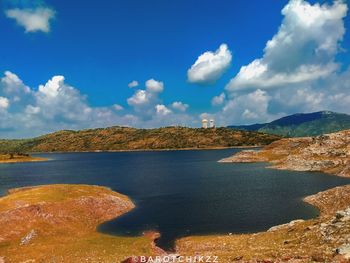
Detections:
[0, 0, 349, 138]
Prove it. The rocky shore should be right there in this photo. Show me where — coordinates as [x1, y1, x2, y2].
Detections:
[219, 129, 350, 177]
[176, 185, 350, 262]
[1, 183, 350, 262]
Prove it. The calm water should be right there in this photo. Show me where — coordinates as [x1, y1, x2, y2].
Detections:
[0, 149, 349, 250]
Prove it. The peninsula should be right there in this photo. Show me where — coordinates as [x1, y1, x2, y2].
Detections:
[0, 184, 161, 262]
[220, 129, 350, 177]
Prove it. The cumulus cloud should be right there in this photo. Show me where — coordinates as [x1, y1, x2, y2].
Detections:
[0, 72, 196, 138]
[171, 101, 189, 112]
[113, 104, 123, 111]
[145, 79, 164, 93]
[0, 97, 10, 110]
[127, 90, 152, 107]
[211, 93, 226, 106]
[5, 7, 55, 33]
[187, 44, 232, 84]
[226, 0, 347, 91]
[222, 89, 280, 124]
[207, 0, 350, 126]
[128, 80, 139, 88]
[126, 78, 166, 119]
[155, 104, 172, 116]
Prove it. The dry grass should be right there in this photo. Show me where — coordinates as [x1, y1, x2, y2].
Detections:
[0, 184, 158, 262]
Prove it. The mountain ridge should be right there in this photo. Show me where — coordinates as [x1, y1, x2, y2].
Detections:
[228, 111, 350, 137]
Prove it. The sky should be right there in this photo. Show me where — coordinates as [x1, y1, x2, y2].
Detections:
[0, 0, 349, 138]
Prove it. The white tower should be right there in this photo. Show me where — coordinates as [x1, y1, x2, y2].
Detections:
[209, 119, 215, 128]
[202, 119, 208, 129]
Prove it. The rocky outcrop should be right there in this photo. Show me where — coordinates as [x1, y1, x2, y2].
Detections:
[220, 129, 350, 177]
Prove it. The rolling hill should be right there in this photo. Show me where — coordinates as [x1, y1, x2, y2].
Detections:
[0, 126, 280, 153]
[228, 111, 350, 137]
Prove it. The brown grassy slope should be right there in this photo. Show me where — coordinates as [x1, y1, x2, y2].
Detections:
[12, 126, 280, 152]
[176, 185, 350, 262]
[220, 129, 350, 177]
[0, 184, 160, 262]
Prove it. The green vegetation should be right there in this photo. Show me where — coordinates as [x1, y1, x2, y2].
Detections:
[229, 111, 350, 137]
[0, 126, 280, 153]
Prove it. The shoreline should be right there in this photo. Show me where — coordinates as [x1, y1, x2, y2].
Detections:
[2, 131, 350, 261]
[175, 131, 350, 261]
[29, 145, 261, 154]
[176, 184, 350, 262]
[1, 180, 350, 261]
[0, 156, 48, 164]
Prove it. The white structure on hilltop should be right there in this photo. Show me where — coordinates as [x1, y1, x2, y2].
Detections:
[202, 118, 215, 128]
[202, 119, 208, 129]
[209, 119, 215, 128]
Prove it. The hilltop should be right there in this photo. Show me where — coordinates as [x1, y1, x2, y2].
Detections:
[228, 111, 350, 137]
[0, 126, 280, 153]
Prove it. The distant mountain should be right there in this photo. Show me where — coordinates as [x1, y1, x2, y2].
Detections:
[0, 126, 280, 153]
[228, 111, 350, 137]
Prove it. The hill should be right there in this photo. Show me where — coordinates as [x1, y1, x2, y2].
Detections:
[228, 111, 350, 137]
[0, 126, 280, 153]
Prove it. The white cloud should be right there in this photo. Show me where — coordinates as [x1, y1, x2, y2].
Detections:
[128, 80, 139, 88]
[113, 104, 123, 111]
[221, 89, 278, 124]
[5, 7, 55, 33]
[206, 0, 350, 126]
[1, 71, 31, 95]
[25, 105, 40, 114]
[155, 104, 172, 116]
[126, 79, 166, 119]
[145, 79, 164, 93]
[0, 72, 198, 138]
[171, 101, 189, 112]
[226, 0, 347, 91]
[187, 44, 232, 84]
[0, 97, 10, 110]
[127, 90, 151, 106]
[211, 93, 226, 106]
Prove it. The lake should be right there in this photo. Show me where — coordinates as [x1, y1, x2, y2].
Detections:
[0, 149, 349, 250]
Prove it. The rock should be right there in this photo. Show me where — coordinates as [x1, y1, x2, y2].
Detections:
[20, 229, 37, 245]
[268, 219, 305, 232]
[311, 252, 325, 262]
[336, 244, 350, 259]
